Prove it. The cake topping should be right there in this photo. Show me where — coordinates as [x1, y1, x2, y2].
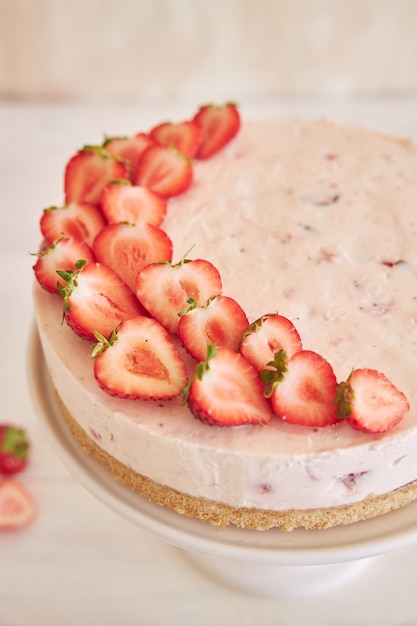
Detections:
[192, 102, 241, 160]
[57, 260, 146, 341]
[239, 313, 303, 372]
[64, 145, 129, 205]
[33, 236, 95, 294]
[178, 295, 249, 361]
[336, 368, 410, 433]
[261, 349, 339, 428]
[92, 316, 187, 400]
[33, 103, 411, 434]
[133, 144, 193, 198]
[40, 202, 106, 247]
[135, 255, 223, 335]
[184, 345, 273, 427]
[149, 120, 203, 159]
[99, 181, 167, 227]
[92, 221, 173, 292]
[104, 132, 155, 180]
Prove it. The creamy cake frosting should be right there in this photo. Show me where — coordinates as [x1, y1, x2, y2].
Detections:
[33, 117, 417, 530]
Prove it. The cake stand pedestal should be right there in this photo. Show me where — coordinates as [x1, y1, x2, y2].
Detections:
[27, 327, 417, 598]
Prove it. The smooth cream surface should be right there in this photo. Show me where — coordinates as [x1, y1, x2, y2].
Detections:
[33, 119, 417, 511]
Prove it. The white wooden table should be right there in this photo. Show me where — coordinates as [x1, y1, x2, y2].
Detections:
[2, 97, 417, 625]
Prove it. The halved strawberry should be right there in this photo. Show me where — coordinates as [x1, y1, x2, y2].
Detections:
[133, 144, 193, 198]
[336, 369, 410, 433]
[149, 120, 202, 158]
[262, 350, 339, 428]
[239, 313, 303, 372]
[99, 181, 167, 227]
[178, 295, 249, 361]
[57, 260, 146, 341]
[184, 345, 273, 427]
[0, 426, 30, 476]
[92, 222, 173, 292]
[135, 255, 222, 335]
[193, 102, 241, 159]
[104, 132, 155, 180]
[64, 145, 129, 205]
[92, 316, 187, 400]
[33, 237, 95, 294]
[0, 480, 36, 530]
[40, 202, 106, 247]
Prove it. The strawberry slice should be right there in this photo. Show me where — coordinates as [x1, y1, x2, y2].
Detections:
[64, 145, 129, 205]
[135, 255, 222, 335]
[262, 350, 339, 427]
[40, 202, 106, 247]
[336, 369, 410, 433]
[33, 237, 95, 294]
[193, 102, 241, 160]
[100, 181, 167, 227]
[149, 120, 202, 158]
[178, 295, 249, 361]
[239, 313, 303, 372]
[184, 345, 273, 427]
[0, 426, 30, 476]
[133, 144, 193, 198]
[92, 316, 187, 400]
[0, 480, 36, 530]
[104, 133, 155, 180]
[57, 260, 146, 341]
[92, 222, 173, 292]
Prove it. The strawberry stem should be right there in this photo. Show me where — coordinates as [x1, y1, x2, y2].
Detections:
[57, 259, 87, 312]
[181, 344, 217, 404]
[1, 427, 29, 460]
[335, 377, 354, 419]
[260, 349, 288, 398]
[174, 245, 196, 267]
[238, 313, 275, 348]
[178, 297, 198, 318]
[91, 328, 119, 358]
[106, 177, 132, 186]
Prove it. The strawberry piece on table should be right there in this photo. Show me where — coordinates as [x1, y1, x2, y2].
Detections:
[40, 202, 106, 247]
[149, 120, 202, 158]
[64, 145, 129, 205]
[336, 368, 410, 433]
[193, 102, 241, 160]
[104, 133, 155, 180]
[178, 295, 249, 361]
[262, 350, 339, 428]
[0, 480, 36, 530]
[33, 237, 96, 294]
[0, 426, 30, 476]
[184, 345, 273, 427]
[135, 255, 223, 335]
[133, 144, 193, 198]
[100, 181, 167, 227]
[239, 313, 303, 372]
[92, 316, 187, 400]
[57, 260, 146, 341]
[93, 222, 173, 292]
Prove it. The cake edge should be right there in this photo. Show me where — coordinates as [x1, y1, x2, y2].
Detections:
[54, 388, 417, 532]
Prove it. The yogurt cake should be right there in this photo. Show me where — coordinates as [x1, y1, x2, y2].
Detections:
[32, 105, 417, 531]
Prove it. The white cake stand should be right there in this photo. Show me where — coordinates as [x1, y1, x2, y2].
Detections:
[27, 326, 417, 598]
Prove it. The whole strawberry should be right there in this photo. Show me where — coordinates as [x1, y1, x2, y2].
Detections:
[0, 425, 30, 475]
